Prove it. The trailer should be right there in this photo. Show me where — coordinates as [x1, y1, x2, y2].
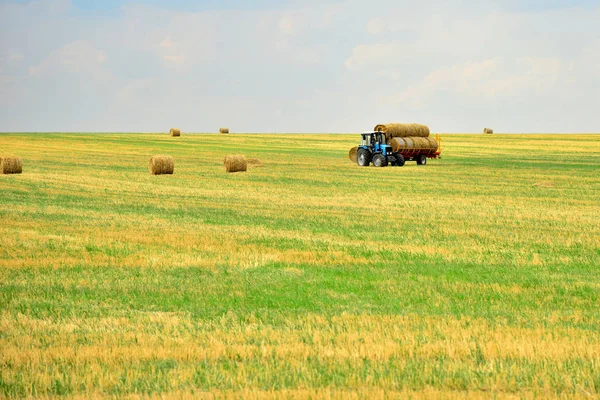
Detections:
[387, 135, 442, 166]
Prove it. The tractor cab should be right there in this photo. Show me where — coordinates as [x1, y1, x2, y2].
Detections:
[357, 131, 396, 167]
[360, 132, 390, 153]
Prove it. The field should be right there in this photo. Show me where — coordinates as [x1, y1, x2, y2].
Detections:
[1, 133, 599, 398]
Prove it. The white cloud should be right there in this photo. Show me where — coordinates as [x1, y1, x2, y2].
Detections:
[273, 39, 321, 65]
[277, 11, 319, 36]
[393, 56, 563, 108]
[159, 36, 175, 48]
[115, 78, 153, 108]
[279, 16, 295, 35]
[519, 57, 562, 93]
[163, 54, 186, 66]
[28, 40, 108, 80]
[344, 42, 404, 71]
[366, 18, 385, 34]
[274, 39, 290, 52]
[157, 36, 188, 67]
[118, 9, 220, 71]
[9, 53, 24, 63]
[322, 4, 343, 26]
[289, 47, 321, 65]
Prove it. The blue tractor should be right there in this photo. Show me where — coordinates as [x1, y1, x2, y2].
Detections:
[356, 131, 404, 167]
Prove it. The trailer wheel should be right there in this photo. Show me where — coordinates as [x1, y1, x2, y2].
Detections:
[416, 155, 427, 165]
[394, 154, 405, 167]
[357, 149, 371, 167]
[372, 154, 387, 167]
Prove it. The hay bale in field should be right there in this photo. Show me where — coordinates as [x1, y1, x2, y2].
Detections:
[170, 128, 181, 137]
[219, 128, 230, 134]
[247, 158, 263, 167]
[0, 157, 22, 174]
[349, 147, 358, 163]
[149, 155, 174, 175]
[374, 123, 430, 139]
[224, 155, 247, 173]
[484, 128, 494, 134]
[389, 137, 438, 153]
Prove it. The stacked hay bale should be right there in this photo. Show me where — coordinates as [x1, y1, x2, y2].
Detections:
[224, 155, 247, 173]
[375, 123, 438, 153]
[149, 155, 174, 175]
[170, 128, 181, 137]
[0, 157, 22, 174]
[484, 128, 494, 134]
[388, 137, 439, 154]
[219, 128, 230, 134]
[374, 123, 430, 140]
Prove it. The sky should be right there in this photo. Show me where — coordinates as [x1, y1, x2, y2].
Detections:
[0, 0, 599, 133]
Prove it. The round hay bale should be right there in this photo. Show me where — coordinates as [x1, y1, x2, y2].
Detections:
[415, 124, 431, 137]
[403, 137, 415, 150]
[389, 137, 438, 153]
[412, 137, 431, 149]
[247, 158, 263, 167]
[149, 155, 174, 175]
[349, 147, 358, 163]
[224, 155, 247, 173]
[219, 128, 230, 134]
[0, 157, 23, 174]
[425, 136, 439, 152]
[390, 137, 407, 151]
[170, 128, 181, 137]
[484, 128, 494, 134]
[374, 123, 430, 139]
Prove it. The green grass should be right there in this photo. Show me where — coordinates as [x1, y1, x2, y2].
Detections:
[1, 133, 599, 398]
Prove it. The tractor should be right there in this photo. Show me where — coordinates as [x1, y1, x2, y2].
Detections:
[356, 131, 404, 167]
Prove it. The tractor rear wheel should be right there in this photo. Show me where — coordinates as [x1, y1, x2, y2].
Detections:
[372, 154, 388, 167]
[416, 155, 427, 165]
[357, 149, 371, 167]
[394, 154, 405, 167]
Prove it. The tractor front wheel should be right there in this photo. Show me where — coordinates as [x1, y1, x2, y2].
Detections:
[394, 154, 405, 167]
[357, 149, 372, 167]
[372, 154, 388, 167]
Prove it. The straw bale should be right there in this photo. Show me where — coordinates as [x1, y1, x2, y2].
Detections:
[484, 128, 494, 134]
[0, 157, 22, 174]
[149, 155, 174, 175]
[170, 128, 181, 137]
[219, 128, 230, 134]
[389, 137, 438, 154]
[224, 155, 247, 173]
[374, 123, 430, 139]
[349, 147, 358, 163]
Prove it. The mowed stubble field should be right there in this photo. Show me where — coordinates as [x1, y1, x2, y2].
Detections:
[0, 133, 599, 398]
